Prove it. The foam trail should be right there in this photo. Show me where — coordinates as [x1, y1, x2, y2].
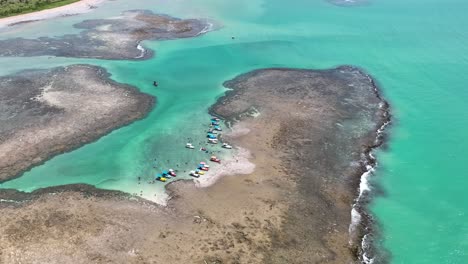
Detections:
[197, 21, 214, 36]
[135, 43, 146, 59]
[348, 73, 391, 263]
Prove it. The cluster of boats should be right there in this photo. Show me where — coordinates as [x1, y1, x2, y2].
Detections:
[186, 117, 233, 149]
[155, 169, 177, 182]
[188, 156, 222, 178]
[155, 117, 233, 183]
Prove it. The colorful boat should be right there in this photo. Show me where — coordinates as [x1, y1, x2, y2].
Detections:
[156, 176, 167, 182]
[198, 165, 209, 171]
[210, 156, 221, 163]
[169, 169, 176, 177]
[189, 170, 200, 178]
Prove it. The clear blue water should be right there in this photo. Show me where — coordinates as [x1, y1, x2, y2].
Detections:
[0, 0, 467, 262]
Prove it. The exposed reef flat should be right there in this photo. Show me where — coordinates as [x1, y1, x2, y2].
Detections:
[0, 10, 212, 60]
[0, 64, 154, 182]
[0, 66, 388, 264]
[212, 66, 389, 263]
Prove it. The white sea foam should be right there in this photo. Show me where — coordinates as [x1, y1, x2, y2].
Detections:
[197, 21, 214, 36]
[0, 199, 22, 203]
[361, 234, 375, 264]
[348, 95, 390, 263]
[135, 43, 146, 59]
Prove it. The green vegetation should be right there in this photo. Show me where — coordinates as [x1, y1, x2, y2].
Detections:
[0, 0, 81, 18]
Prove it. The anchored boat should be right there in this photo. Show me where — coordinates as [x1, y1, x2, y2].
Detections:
[189, 170, 200, 178]
[169, 169, 176, 177]
[210, 156, 221, 163]
[222, 143, 232, 149]
[208, 138, 218, 144]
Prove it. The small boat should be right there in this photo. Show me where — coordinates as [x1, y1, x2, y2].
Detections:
[208, 138, 218, 144]
[200, 147, 207, 151]
[210, 156, 221, 163]
[186, 143, 195, 149]
[156, 176, 167, 182]
[207, 133, 217, 139]
[211, 117, 220, 121]
[211, 121, 219, 126]
[169, 169, 176, 177]
[153, 81, 158, 87]
[214, 125, 222, 131]
[195, 169, 205, 175]
[199, 162, 210, 168]
[189, 170, 200, 178]
[162, 170, 171, 177]
[222, 143, 233, 149]
[198, 165, 209, 171]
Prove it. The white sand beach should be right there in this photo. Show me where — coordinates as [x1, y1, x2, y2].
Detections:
[0, 0, 106, 28]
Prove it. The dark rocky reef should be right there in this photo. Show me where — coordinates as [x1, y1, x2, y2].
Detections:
[0, 10, 213, 60]
[212, 66, 389, 263]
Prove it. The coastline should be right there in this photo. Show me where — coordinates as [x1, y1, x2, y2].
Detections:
[0, 0, 106, 28]
[350, 75, 392, 263]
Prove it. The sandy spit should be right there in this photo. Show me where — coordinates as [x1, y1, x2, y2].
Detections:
[194, 146, 255, 188]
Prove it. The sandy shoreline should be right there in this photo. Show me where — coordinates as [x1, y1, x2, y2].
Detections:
[194, 125, 256, 188]
[0, 0, 106, 28]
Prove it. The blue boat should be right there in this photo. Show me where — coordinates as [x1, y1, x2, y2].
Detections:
[207, 134, 217, 139]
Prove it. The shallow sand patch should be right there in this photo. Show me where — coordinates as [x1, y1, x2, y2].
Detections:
[194, 146, 255, 188]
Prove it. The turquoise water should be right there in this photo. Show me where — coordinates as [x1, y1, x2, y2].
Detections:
[1, 0, 467, 262]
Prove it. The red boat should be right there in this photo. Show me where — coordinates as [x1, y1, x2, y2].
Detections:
[210, 156, 221, 163]
[199, 166, 209, 171]
[169, 169, 176, 177]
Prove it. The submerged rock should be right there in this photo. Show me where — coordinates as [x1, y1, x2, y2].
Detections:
[327, 0, 370, 6]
